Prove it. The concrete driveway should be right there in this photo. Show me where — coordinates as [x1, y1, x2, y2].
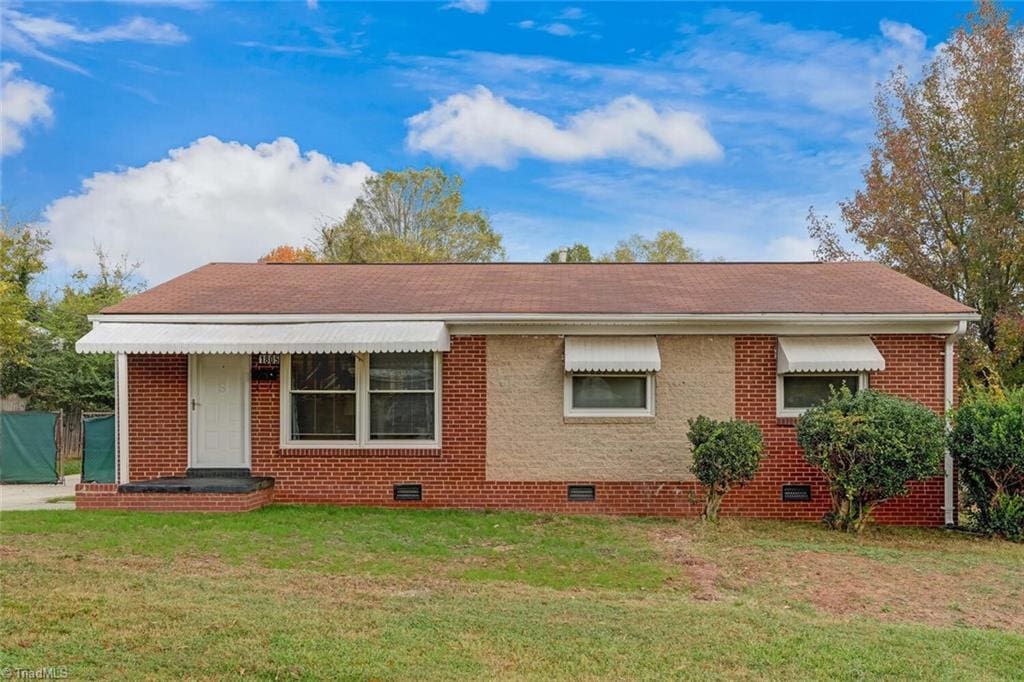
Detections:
[0, 475, 79, 511]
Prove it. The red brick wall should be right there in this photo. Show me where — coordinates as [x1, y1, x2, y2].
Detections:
[109, 334, 951, 524]
[76, 483, 272, 512]
[252, 335, 489, 505]
[127, 354, 189, 480]
[250, 337, 703, 515]
[728, 334, 948, 526]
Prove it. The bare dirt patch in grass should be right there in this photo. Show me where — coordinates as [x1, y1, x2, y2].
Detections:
[727, 548, 1024, 632]
[650, 521, 1024, 632]
[647, 528, 721, 600]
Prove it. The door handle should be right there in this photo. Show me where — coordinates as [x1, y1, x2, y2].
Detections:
[191, 398, 200, 410]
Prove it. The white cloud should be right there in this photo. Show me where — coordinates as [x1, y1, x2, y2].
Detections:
[2, 9, 187, 73]
[406, 86, 722, 169]
[673, 10, 932, 116]
[5, 10, 186, 46]
[41, 136, 373, 283]
[238, 40, 352, 58]
[238, 23, 363, 58]
[515, 7, 591, 38]
[0, 62, 54, 156]
[444, 0, 489, 14]
[307, 0, 319, 9]
[541, 22, 575, 37]
[879, 19, 927, 52]
[405, 12, 931, 128]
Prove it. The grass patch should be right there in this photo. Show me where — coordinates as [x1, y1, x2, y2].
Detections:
[2, 506, 1022, 679]
[45, 496, 76, 504]
[2, 506, 670, 590]
[61, 458, 81, 476]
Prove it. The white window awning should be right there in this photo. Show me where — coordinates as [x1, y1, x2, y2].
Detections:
[75, 321, 450, 355]
[777, 336, 885, 374]
[564, 336, 661, 373]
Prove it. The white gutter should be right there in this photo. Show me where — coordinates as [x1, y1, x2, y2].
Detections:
[944, 320, 968, 526]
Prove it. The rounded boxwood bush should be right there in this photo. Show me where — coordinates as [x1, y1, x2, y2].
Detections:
[686, 416, 764, 521]
[796, 387, 945, 533]
[949, 387, 1024, 541]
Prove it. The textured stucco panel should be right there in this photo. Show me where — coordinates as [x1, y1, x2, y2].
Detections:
[486, 335, 735, 481]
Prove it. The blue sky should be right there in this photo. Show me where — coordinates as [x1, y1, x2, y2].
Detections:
[1, 1, 977, 285]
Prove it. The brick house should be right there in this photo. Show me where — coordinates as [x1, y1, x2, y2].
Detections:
[75, 261, 976, 524]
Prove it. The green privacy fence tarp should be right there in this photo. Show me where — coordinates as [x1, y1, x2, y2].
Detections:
[0, 412, 59, 484]
[82, 414, 116, 483]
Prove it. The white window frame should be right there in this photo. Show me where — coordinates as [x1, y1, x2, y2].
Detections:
[776, 372, 868, 418]
[564, 372, 655, 418]
[280, 352, 442, 449]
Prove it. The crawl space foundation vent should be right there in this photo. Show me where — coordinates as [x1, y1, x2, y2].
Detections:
[782, 484, 812, 502]
[393, 484, 423, 501]
[567, 485, 596, 502]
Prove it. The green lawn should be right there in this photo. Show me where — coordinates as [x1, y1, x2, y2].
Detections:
[1, 507, 1021, 680]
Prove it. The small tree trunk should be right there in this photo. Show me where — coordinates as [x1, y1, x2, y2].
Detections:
[828, 495, 852, 531]
[702, 486, 726, 522]
[849, 502, 875, 534]
[827, 496, 875, 533]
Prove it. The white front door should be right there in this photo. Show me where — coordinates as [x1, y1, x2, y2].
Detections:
[192, 355, 248, 468]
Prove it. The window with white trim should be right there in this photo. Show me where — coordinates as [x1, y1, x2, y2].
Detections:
[564, 373, 655, 417]
[282, 352, 440, 447]
[776, 372, 867, 417]
[289, 353, 356, 441]
[368, 352, 436, 441]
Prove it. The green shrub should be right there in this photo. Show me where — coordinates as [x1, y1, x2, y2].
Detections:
[949, 387, 1024, 542]
[686, 416, 764, 521]
[796, 387, 945, 533]
[987, 494, 1024, 543]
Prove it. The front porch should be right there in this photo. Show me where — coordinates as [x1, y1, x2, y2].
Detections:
[73, 321, 453, 511]
[76, 470, 275, 512]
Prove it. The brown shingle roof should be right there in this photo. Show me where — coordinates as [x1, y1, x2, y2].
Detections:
[101, 262, 975, 316]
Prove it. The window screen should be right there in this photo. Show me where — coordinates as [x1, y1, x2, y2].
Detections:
[289, 354, 356, 440]
[571, 375, 647, 410]
[369, 352, 435, 440]
[782, 374, 860, 409]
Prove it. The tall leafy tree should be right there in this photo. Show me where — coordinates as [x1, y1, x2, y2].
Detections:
[258, 244, 318, 263]
[26, 253, 143, 414]
[0, 213, 49, 367]
[22, 252, 143, 457]
[603, 230, 700, 262]
[544, 243, 593, 263]
[810, 1, 1024, 361]
[318, 167, 504, 263]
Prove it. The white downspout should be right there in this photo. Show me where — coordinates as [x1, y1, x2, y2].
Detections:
[944, 321, 967, 526]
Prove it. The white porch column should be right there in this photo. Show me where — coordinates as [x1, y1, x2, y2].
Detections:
[944, 321, 967, 526]
[116, 352, 130, 484]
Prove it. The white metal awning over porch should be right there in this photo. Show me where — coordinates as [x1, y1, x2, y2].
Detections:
[75, 321, 450, 355]
[564, 336, 661, 373]
[777, 336, 885, 374]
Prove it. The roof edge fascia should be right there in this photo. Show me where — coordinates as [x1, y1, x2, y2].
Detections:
[89, 312, 979, 324]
